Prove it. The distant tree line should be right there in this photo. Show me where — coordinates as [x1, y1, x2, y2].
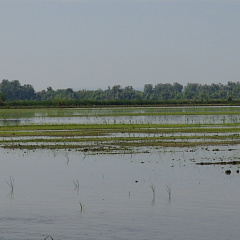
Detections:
[0, 79, 239, 105]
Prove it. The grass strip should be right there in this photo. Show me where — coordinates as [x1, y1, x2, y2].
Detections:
[0, 134, 239, 144]
[1, 108, 240, 118]
[1, 126, 240, 137]
[2, 140, 240, 151]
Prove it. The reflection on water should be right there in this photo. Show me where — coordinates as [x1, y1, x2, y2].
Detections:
[0, 146, 240, 239]
[0, 119, 22, 126]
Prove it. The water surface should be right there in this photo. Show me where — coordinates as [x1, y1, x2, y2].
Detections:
[0, 146, 240, 239]
[1, 106, 240, 125]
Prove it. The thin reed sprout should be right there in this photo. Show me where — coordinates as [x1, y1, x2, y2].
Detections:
[73, 180, 79, 192]
[150, 183, 156, 203]
[6, 176, 14, 193]
[165, 184, 171, 201]
[79, 202, 84, 211]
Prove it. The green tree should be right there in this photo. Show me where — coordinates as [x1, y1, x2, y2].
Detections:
[0, 79, 36, 100]
[183, 83, 200, 100]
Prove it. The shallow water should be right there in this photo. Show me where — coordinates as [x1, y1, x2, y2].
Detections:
[1, 146, 240, 240]
[1, 106, 240, 125]
[1, 114, 240, 126]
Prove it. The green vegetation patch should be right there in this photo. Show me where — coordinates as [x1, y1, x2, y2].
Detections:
[0, 121, 240, 152]
[1, 123, 240, 137]
[1, 106, 240, 118]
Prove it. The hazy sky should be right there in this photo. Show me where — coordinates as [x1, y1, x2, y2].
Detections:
[1, 0, 240, 91]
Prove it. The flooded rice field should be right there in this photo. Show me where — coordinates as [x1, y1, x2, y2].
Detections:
[1, 106, 240, 125]
[1, 147, 240, 240]
[1, 114, 239, 125]
[0, 106, 240, 239]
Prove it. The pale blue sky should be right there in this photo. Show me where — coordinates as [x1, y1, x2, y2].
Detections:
[1, 0, 240, 91]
